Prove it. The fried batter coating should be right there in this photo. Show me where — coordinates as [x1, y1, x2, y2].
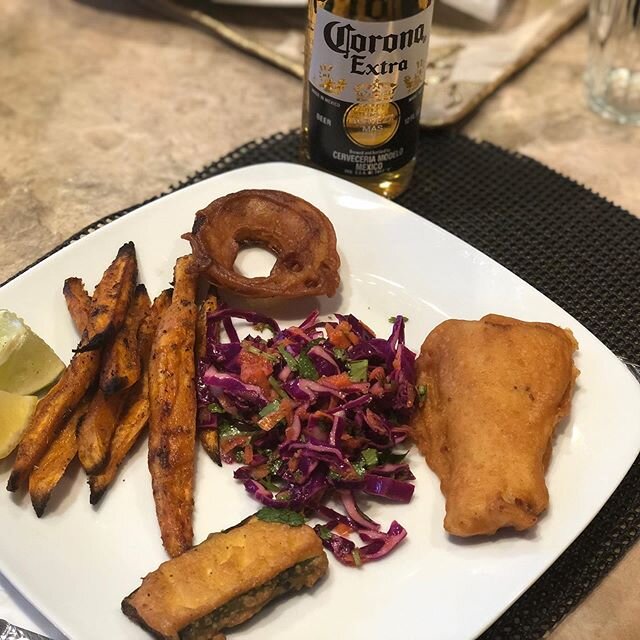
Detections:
[185, 189, 340, 299]
[411, 314, 579, 537]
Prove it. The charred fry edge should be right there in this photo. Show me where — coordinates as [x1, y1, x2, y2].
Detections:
[100, 284, 151, 396]
[63, 278, 91, 335]
[79, 242, 137, 352]
[29, 397, 89, 517]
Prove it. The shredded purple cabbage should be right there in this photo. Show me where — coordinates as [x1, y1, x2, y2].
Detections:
[196, 307, 418, 566]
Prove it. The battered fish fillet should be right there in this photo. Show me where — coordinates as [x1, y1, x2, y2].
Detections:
[412, 314, 578, 537]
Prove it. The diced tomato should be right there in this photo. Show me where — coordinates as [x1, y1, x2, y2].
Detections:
[239, 348, 273, 394]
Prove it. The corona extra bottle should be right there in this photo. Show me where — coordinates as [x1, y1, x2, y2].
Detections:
[302, 0, 434, 198]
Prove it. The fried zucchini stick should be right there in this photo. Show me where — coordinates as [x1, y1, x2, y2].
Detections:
[29, 396, 90, 517]
[196, 292, 221, 466]
[100, 284, 151, 395]
[80, 242, 138, 352]
[149, 256, 198, 557]
[89, 289, 172, 504]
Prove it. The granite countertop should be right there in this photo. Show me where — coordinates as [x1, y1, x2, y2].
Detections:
[1, 1, 639, 638]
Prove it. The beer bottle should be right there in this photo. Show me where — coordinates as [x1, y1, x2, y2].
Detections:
[301, 0, 434, 198]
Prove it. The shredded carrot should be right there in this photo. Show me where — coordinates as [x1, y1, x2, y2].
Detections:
[326, 320, 360, 348]
[320, 372, 353, 389]
[220, 434, 251, 456]
[333, 522, 353, 537]
[258, 398, 293, 431]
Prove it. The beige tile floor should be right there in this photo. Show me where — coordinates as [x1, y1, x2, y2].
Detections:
[1, 1, 639, 638]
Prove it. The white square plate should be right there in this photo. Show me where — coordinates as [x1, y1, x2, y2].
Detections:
[1, 162, 639, 640]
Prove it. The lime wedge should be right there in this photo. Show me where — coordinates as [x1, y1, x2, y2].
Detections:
[0, 310, 27, 366]
[0, 389, 38, 459]
[0, 310, 65, 395]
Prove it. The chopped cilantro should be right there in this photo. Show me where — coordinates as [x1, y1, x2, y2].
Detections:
[417, 384, 427, 405]
[259, 400, 280, 418]
[245, 344, 279, 362]
[388, 315, 409, 323]
[347, 359, 368, 382]
[332, 347, 347, 362]
[327, 468, 342, 481]
[207, 402, 225, 414]
[297, 353, 319, 380]
[260, 477, 280, 492]
[268, 375, 289, 399]
[278, 346, 299, 371]
[252, 322, 275, 335]
[352, 459, 366, 478]
[255, 507, 306, 527]
[218, 422, 242, 439]
[267, 453, 283, 475]
[361, 447, 379, 468]
[316, 525, 332, 541]
[301, 338, 325, 353]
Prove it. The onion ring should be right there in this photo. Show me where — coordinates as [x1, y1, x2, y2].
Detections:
[184, 189, 341, 299]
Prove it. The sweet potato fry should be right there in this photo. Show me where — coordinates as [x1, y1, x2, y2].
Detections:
[87, 388, 147, 505]
[149, 256, 198, 557]
[77, 387, 127, 475]
[81, 242, 138, 352]
[63, 277, 91, 335]
[196, 292, 221, 466]
[89, 289, 172, 504]
[100, 284, 151, 395]
[29, 396, 89, 517]
[7, 346, 100, 491]
[195, 291, 216, 360]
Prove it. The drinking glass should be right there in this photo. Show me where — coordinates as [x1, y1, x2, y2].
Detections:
[586, 0, 640, 124]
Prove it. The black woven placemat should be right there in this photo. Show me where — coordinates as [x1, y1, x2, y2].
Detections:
[3, 129, 639, 639]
